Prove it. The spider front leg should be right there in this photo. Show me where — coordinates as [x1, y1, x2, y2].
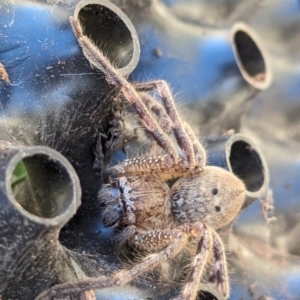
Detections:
[211, 230, 229, 298]
[136, 81, 195, 166]
[130, 224, 229, 300]
[140, 88, 207, 168]
[35, 226, 188, 300]
[117, 82, 207, 179]
[71, 17, 179, 166]
[35, 223, 227, 300]
[71, 17, 204, 179]
[172, 226, 229, 300]
[140, 92, 174, 136]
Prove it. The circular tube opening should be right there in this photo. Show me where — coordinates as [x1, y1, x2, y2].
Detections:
[6, 147, 81, 224]
[75, 0, 140, 75]
[231, 22, 272, 90]
[235, 30, 265, 77]
[11, 154, 74, 218]
[229, 140, 264, 193]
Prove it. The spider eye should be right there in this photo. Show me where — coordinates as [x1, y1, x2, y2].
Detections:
[211, 188, 218, 195]
[215, 206, 221, 212]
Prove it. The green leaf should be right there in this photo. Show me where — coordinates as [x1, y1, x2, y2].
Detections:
[11, 161, 28, 188]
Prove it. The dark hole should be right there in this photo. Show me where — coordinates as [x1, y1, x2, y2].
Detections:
[78, 4, 134, 68]
[234, 30, 265, 78]
[198, 289, 223, 300]
[12, 154, 73, 218]
[211, 188, 218, 195]
[229, 141, 264, 192]
[215, 206, 221, 212]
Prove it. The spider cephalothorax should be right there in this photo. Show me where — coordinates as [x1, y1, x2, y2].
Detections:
[36, 15, 246, 300]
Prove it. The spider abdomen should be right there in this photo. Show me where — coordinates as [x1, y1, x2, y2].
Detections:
[99, 173, 175, 244]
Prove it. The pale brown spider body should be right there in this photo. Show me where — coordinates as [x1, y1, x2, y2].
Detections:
[35, 16, 246, 300]
[73, 11, 246, 297]
[99, 162, 245, 299]
[100, 167, 245, 248]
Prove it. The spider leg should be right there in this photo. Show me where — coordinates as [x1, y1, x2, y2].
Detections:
[70, 17, 179, 165]
[140, 90, 206, 168]
[123, 91, 206, 179]
[135, 81, 197, 167]
[35, 223, 214, 300]
[211, 229, 230, 298]
[175, 224, 213, 300]
[114, 226, 190, 286]
[140, 92, 173, 135]
[35, 227, 188, 300]
[183, 122, 206, 167]
[134, 92, 174, 159]
[34, 277, 111, 300]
